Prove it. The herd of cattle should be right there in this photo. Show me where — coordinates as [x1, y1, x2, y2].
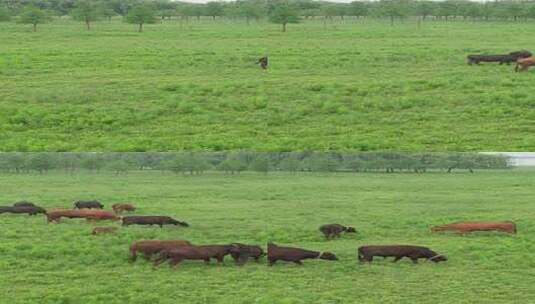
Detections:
[1, 200, 518, 267]
[466, 50, 535, 72]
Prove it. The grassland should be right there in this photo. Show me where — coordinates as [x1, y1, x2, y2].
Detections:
[0, 19, 535, 151]
[1, 170, 534, 303]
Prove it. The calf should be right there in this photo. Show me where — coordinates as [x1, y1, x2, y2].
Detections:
[130, 240, 192, 262]
[46, 209, 87, 223]
[92, 227, 118, 235]
[431, 221, 516, 234]
[82, 210, 120, 221]
[154, 244, 238, 267]
[257, 56, 268, 69]
[229, 243, 265, 265]
[13, 201, 37, 207]
[319, 224, 357, 239]
[515, 57, 535, 72]
[0, 206, 46, 216]
[112, 203, 136, 214]
[267, 242, 337, 266]
[358, 245, 447, 264]
[74, 200, 103, 209]
[122, 216, 189, 228]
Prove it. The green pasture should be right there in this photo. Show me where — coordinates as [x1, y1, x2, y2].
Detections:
[0, 170, 534, 303]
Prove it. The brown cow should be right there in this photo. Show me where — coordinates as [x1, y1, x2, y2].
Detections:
[358, 245, 447, 264]
[130, 240, 192, 262]
[153, 244, 241, 267]
[112, 203, 136, 214]
[46, 209, 120, 223]
[516, 57, 535, 72]
[267, 242, 337, 266]
[229, 243, 265, 265]
[92, 227, 118, 235]
[431, 221, 516, 234]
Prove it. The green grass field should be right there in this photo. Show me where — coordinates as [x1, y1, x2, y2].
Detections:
[1, 19, 535, 151]
[1, 170, 535, 303]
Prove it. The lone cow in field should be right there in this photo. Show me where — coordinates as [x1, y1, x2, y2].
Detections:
[431, 221, 516, 234]
[130, 240, 192, 262]
[358, 245, 447, 264]
[515, 57, 535, 72]
[112, 203, 136, 214]
[74, 200, 103, 209]
[0, 206, 46, 216]
[319, 224, 357, 239]
[267, 242, 337, 266]
[122, 216, 189, 228]
[257, 56, 268, 69]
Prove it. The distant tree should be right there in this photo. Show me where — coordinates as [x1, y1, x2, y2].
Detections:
[106, 159, 130, 175]
[279, 157, 301, 173]
[217, 159, 247, 174]
[237, 1, 263, 24]
[205, 1, 224, 20]
[126, 4, 156, 32]
[19, 5, 51, 32]
[29, 153, 54, 174]
[527, 5, 535, 20]
[376, 0, 409, 26]
[71, 0, 99, 30]
[413, 1, 435, 20]
[97, 4, 116, 21]
[81, 154, 104, 173]
[269, 1, 299, 32]
[0, 6, 11, 22]
[350, 1, 369, 19]
[320, 4, 338, 25]
[249, 156, 270, 174]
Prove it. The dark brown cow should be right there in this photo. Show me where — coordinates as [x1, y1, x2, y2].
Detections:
[358, 245, 447, 264]
[229, 243, 265, 265]
[0, 206, 46, 216]
[130, 240, 192, 262]
[122, 216, 189, 228]
[319, 224, 357, 239]
[74, 200, 103, 209]
[515, 57, 535, 72]
[257, 56, 268, 69]
[13, 201, 37, 207]
[431, 221, 516, 234]
[112, 203, 136, 214]
[153, 244, 240, 267]
[267, 242, 337, 266]
[467, 50, 531, 65]
[92, 227, 118, 235]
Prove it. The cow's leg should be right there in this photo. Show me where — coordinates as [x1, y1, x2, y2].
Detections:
[153, 256, 166, 267]
[170, 258, 183, 268]
[204, 258, 210, 264]
[393, 256, 403, 263]
[293, 260, 303, 266]
[410, 257, 419, 264]
[268, 258, 277, 266]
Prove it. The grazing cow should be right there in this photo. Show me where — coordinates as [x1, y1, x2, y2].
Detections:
[0, 206, 46, 216]
[257, 56, 268, 69]
[154, 244, 240, 267]
[467, 50, 531, 65]
[319, 224, 357, 239]
[130, 240, 192, 262]
[74, 200, 103, 209]
[358, 245, 447, 264]
[431, 221, 516, 234]
[13, 201, 37, 207]
[515, 57, 535, 72]
[112, 203, 136, 214]
[46, 209, 119, 223]
[122, 216, 189, 228]
[92, 227, 118, 235]
[267, 242, 337, 266]
[229, 243, 265, 265]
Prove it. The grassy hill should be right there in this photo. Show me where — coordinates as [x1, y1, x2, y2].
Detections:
[1, 19, 534, 151]
[1, 170, 535, 303]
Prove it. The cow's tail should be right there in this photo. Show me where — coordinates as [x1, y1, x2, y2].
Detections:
[177, 221, 189, 227]
[515, 63, 520, 72]
[512, 222, 517, 234]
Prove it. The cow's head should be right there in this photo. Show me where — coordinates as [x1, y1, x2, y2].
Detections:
[319, 252, 338, 261]
[345, 226, 357, 233]
[429, 254, 447, 263]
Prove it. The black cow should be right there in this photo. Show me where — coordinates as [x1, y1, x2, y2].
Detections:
[267, 242, 337, 266]
[358, 245, 447, 264]
[467, 50, 532, 65]
[0, 206, 46, 216]
[257, 56, 268, 69]
[74, 200, 103, 209]
[319, 224, 357, 239]
[122, 216, 189, 228]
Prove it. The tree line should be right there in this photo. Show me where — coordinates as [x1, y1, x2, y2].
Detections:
[1, 0, 535, 32]
[0, 152, 511, 175]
